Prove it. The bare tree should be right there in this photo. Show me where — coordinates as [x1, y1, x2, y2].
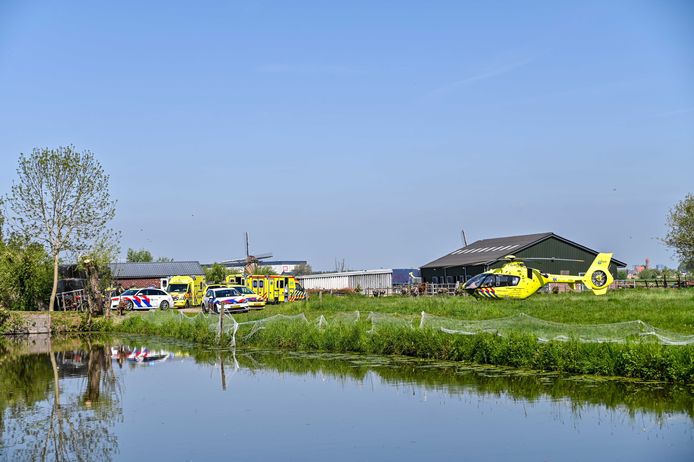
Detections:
[7, 147, 117, 312]
[334, 258, 348, 272]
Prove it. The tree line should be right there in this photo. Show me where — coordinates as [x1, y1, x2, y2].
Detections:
[0, 147, 692, 314]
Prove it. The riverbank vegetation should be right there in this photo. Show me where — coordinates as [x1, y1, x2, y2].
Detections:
[108, 290, 694, 383]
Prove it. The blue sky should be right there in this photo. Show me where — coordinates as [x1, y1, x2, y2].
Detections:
[0, 0, 692, 270]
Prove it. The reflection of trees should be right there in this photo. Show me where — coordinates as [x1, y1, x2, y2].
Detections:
[195, 349, 694, 421]
[1, 340, 122, 461]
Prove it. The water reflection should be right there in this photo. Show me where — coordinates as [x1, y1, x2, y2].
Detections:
[0, 338, 122, 461]
[0, 336, 692, 461]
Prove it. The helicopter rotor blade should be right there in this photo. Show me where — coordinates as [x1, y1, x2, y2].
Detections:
[520, 257, 584, 262]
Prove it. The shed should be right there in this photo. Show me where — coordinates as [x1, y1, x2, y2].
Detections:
[421, 232, 626, 284]
[109, 261, 205, 289]
[297, 268, 420, 294]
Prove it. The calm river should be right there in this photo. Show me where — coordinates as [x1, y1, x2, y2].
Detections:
[1, 336, 692, 461]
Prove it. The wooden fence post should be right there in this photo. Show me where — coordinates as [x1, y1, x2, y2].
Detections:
[217, 301, 224, 341]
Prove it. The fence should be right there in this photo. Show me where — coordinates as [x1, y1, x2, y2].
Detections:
[55, 289, 86, 311]
[610, 277, 692, 289]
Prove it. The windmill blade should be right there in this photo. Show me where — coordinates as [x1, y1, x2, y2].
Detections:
[254, 252, 273, 260]
[220, 258, 247, 265]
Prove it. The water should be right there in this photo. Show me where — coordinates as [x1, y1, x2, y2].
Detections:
[1, 336, 692, 461]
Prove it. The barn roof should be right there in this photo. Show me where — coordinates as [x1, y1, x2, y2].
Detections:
[421, 232, 626, 268]
[109, 261, 204, 279]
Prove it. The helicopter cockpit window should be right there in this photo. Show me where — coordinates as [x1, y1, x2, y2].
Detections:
[496, 275, 521, 287]
[463, 273, 487, 289]
[480, 275, 495, 288]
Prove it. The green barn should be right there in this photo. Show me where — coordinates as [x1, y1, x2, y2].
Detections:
[421, 232, 626, 284]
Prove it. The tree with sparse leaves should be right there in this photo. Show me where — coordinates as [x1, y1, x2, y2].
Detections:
[291, 263, 313, 276]
[7, 147, 117, 312]
[663, 193, 694, 268]
[205, 263, 229, 283]
[126, 248, 172, 263]
[126, 248, 153, 262]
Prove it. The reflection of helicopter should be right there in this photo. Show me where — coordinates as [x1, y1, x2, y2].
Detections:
[463, 253, 614, 300]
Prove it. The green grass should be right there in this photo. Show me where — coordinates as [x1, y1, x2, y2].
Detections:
[236, 289, 694, 333]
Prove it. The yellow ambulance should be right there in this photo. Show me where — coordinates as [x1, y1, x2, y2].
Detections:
[225, 274, 305, 304]
[167, 275, 206, 308]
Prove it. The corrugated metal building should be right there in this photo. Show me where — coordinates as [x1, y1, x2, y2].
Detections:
[297, 268, 420, 292]
[421, 232, 626, 283]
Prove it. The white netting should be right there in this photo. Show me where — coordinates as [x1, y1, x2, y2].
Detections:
[237, 314, 309, 340]
[136, 310, 694, 346]
[366, 312, 413, 331]
[419, 312, 694, 345]
[324, 311, 361, 325]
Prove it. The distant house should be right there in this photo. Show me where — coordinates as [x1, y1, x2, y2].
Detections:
[421, 232, 626, 284]
[109, 261, 204, 289]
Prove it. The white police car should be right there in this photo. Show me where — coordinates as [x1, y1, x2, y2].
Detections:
[111, 288, 174, 311]
[202, 287, 249, 314]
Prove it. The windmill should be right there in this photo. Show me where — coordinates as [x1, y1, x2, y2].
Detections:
[221, 232, 273, 277]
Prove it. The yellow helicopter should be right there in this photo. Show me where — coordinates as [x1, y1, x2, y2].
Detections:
[462, 253, 614, 300]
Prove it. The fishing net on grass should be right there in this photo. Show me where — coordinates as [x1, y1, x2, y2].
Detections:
[419, 312, 694, 345]
[236, 314, 309, 341]
[367, 312, 414, 331]
[324, 311, 361, 326]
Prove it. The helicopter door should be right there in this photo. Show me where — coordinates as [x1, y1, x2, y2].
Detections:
[527, 268, 533, 279]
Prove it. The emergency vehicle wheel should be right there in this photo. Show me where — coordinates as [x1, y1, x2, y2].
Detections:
[213, 304, 220, 315]
[125, 300, 134, 311]
[160, 300, 170, 310]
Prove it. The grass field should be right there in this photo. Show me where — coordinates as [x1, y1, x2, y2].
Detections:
[235, 289, 694, 333]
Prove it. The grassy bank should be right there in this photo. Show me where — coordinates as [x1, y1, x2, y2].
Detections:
[112, 303, 694, 383]
[7, 290, 694, 383]
[240, 289, 694, 333]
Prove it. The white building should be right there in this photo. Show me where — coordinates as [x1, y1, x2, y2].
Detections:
[297, 268, 420, 294]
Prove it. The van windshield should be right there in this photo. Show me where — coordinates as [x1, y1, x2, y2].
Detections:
[168, 284, 189, 293]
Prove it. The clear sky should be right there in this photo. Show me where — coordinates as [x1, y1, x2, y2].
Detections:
[0, 0, 692, 270]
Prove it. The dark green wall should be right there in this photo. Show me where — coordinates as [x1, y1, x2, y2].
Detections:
[513, 237, 620, 276]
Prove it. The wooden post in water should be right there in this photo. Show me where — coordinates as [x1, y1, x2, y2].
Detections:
[220, 354, 227, 391]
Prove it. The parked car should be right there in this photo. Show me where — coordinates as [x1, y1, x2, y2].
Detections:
[111, 288, 173, 311]
[200, 283, 230, 307]
[229, 285, 266, 310]
[202, 287, 249, 314]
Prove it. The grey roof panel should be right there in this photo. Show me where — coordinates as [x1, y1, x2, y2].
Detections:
[421, 232, 552, 268]
[421, 232, 626, 268]
[109, 261, 205, 279]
